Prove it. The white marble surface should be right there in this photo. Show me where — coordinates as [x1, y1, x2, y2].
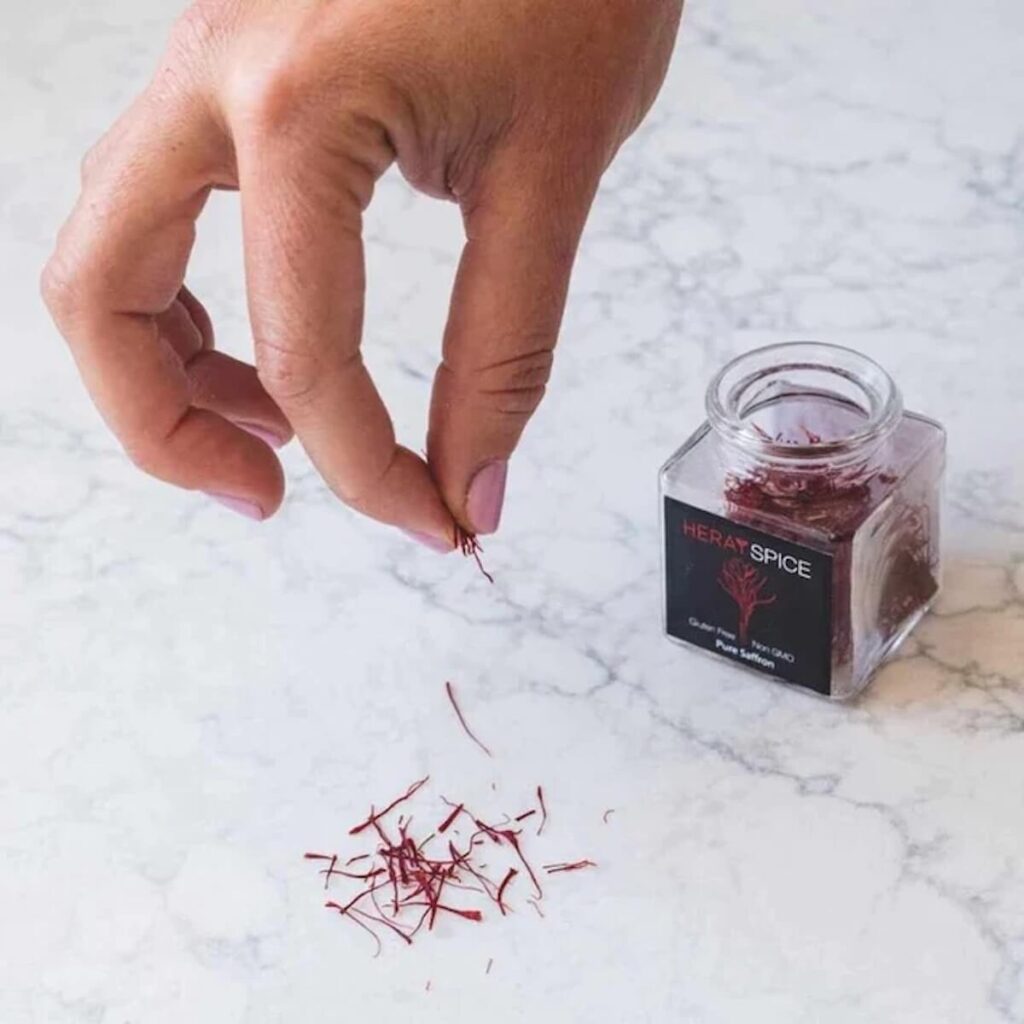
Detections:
[3, 1, 1024, 1021]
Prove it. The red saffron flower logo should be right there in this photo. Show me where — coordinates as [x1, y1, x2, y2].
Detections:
[718, 558, 777, 644]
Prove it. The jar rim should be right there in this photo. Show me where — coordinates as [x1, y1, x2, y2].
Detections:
[706, 341, 903, 460]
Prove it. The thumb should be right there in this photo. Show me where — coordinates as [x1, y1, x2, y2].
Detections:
[428, 158, 595, 535]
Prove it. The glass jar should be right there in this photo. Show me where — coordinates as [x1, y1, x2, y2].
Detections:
[660, 342, 945, 699]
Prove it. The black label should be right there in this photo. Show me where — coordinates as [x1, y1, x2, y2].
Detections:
[664, 498, 833, 694]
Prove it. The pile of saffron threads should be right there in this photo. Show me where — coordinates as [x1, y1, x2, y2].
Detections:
[304, 778, 595, 955]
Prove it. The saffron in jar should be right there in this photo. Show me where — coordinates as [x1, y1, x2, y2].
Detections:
[660, 342, 945, 699]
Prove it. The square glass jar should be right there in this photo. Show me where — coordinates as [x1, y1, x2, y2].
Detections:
[660, 342, 945, 699]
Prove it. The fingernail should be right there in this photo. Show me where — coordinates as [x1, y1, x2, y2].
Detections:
[236, 421, 287, 449]
[404, 529, 453, 554]
[208, 493, 265, 521]
[466, 460, 507, 535]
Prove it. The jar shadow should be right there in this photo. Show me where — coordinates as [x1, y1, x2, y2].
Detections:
[854, 557, 1024, 712]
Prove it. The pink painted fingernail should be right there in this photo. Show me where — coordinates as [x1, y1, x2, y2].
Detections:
[208, 493, 265, 521]
[404, 530, 453, 554]
[466, 460, 507, 535]
[236, 421, 287, 449]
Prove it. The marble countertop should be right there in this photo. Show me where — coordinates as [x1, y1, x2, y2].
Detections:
[4, 1, 1024, 1021]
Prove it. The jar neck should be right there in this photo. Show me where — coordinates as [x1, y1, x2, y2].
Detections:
[706, 343, 902, 478]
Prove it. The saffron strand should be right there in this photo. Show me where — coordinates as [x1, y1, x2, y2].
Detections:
[445, 681, 493, 757]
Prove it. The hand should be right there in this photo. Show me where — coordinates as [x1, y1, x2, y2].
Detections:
[42, 0, 682, 547]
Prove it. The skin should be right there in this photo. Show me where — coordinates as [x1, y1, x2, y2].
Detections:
[42, 0, 684, 548]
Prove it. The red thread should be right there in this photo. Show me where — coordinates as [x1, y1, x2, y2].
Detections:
[495, 867, 518, 916]
[454, 525, 495, 584]
[543, 860, 598, 874]
[445, 681, 493, 757]
[349, 777, 430, 837]
[437, 803, 464, 834]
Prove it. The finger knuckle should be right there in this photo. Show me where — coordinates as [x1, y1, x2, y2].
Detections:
[255, 338, 323, 406]
[79, 141, 104, 185]
[339, 445, 402, 512]
[472, 343, 554, 417]
[227, 40, 309, 140]
[122, 415, 187, 478]
[232, 68, 292, 137]
[168, 2, 223, 60]
[124, 438, 166, 478]
[40, 252, 84, 322]
[226, 21, 391, 152]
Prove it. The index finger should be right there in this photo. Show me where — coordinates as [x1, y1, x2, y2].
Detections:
[235, 111, 455, 546]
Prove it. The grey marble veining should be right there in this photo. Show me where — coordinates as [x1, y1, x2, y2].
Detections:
[2, 1, 1024, 1021]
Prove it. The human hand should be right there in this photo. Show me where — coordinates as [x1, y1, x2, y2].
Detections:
[42, 0, 683, 548]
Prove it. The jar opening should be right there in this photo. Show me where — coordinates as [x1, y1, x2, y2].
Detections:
[706, 342, 902, 460]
